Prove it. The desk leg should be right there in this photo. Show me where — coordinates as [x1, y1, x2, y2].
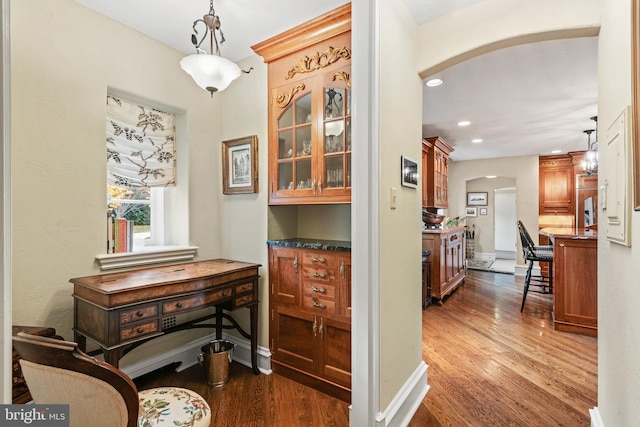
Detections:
[75, 332, 87, 352]
[250, 304, 259, 375]
[103, 348, 125, 368]
[215, 307, 223, 339]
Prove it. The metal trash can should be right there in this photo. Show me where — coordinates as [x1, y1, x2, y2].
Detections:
[197, 339, 235, 387]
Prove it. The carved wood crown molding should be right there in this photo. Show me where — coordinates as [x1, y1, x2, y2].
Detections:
[285, 46, 351, 80]
[276, 83, 306, 109]
[332, 71, 351, 88]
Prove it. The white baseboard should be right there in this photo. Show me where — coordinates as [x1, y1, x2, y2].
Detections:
[589, 407, 604, 427]
[514, 263, 542, 277]
[120, 333, 271, 379]
[375, 361, 429, 427]
[473, 252, 495, 262]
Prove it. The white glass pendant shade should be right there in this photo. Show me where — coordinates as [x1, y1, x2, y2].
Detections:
[180, 54, 242, 94]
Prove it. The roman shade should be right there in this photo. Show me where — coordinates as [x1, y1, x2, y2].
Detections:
[106, 95, 176, 188]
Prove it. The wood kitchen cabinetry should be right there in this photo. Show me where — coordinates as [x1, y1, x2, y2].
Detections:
[252, 4, 351, 205]
[422, 136, 453, 208]
[539, 155, 575, 214]
[422, 227, 465, 304]
[268, 242, 351, 402]
[548, 233, 598, 336]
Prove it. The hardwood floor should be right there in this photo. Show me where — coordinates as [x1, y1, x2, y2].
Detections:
[135, 270, 597, 426]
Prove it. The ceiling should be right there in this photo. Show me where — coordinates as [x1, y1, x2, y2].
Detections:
[74, 0, 598, 162]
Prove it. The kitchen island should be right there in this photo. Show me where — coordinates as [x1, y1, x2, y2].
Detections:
[540, 227, 597, 336]
[422, 225, 466, 304]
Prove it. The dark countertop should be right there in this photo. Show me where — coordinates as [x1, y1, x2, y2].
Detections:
[266, 238, 351, 252]
[539, 227, 598, 240]
[422, 225, 466, 235]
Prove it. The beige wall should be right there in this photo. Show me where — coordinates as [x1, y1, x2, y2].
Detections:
[378, 0, 424, 409]
[597, 0, 640, 424]
[465, 177, 516, 256]
[449, 156, 539, 266]
[10, 0, 269, 354]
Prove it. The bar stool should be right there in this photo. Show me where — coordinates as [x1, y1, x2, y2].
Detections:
[517, 220, 553, 312]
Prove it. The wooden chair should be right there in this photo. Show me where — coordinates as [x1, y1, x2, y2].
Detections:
[12, 332, 211, 427]
[517, 220, 554, 312]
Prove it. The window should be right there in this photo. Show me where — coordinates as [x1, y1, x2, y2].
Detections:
[98, 94, 196, 269]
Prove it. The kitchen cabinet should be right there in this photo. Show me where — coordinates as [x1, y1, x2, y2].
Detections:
[252, 4, 351, 205]
[547, 233, 598, 336]
[539, 155, 574, 214]
[267, 242, 351, 402]
[422, 227, 465, 304]
[422, 136, 453, 208]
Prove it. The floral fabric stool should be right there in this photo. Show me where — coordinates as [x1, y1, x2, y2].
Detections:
[138, 387, 211, 427]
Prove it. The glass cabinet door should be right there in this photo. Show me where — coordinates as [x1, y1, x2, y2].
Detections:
[322, 80, 351, 193]
[277, 92, 313, 192]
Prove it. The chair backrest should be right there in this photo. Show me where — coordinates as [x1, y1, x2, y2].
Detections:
[517, 220, 536, 257]
[12, 332, 139, 427]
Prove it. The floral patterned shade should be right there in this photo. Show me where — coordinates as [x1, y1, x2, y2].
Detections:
[106, 95, 176, 188]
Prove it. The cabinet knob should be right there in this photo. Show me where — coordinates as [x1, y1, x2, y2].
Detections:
[175, 302, 183, 309]
[222, 291, 227, 297]
[136, 311, 144, 317]
[137, 327, 144, 334]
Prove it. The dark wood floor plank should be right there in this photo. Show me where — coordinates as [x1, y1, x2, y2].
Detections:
[134, 269, 596, 426]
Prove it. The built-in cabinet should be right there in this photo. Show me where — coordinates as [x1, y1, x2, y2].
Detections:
[422, 227, 465, 304]
[252, 5, 351, 205]
[422, 136, 453, 208]
[552, 235, 598, 336]
[268, 244, 351, 401]
[539, 155, 575, 214]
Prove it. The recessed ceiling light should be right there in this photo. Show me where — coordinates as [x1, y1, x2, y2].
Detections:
[472, 138, 483, 143]
[458, 121, 470, 127]
[551, 149, 562, 154]
[486, 175, 497, 179]
[425, 78, 443, 87]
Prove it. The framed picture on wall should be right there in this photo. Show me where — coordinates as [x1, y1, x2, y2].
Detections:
[465, 207, 478, 217]
[401, 155, 418, 188]
[222, 135, 258, 195]
[480, 208, 488, 215]
[467, 192, 488, 206]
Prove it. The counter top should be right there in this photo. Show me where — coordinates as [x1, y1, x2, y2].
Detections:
[539, 227, 597, 240]
[422, 225, 466, 235]
[266, 238, 351, 252]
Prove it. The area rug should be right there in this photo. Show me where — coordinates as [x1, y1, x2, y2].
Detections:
[466, 259, 494, 271]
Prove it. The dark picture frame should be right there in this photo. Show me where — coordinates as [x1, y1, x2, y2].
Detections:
[467, 191, 488, 206]
[222, 135, 258, 195]
[632, 0, 640, 210]
[465, 207, 478, 217]
[401, 155, 418, 188]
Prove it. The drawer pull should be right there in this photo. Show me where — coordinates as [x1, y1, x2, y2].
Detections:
[241, 285, 248, 291]
[222, 291, 228, 297]
[312, 316, 317, 336]
[136, 327, 144, 334]
[312, 271, 326, 279]
[311, 299, 326, 309]
[319, 317, 324, 339]
[175, 302, 183, 309]
[311, 285, 326, 294]
[311, 256, 326, 264]
[136, 311, 144, 317]
[240, 296, 249, 303]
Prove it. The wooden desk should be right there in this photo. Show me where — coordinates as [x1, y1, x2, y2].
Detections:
[70, 259, 261, 373]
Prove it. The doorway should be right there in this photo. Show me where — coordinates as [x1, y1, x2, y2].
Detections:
[493, 187, 517, 273]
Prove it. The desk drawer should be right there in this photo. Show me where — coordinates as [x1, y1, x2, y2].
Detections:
[120, 320, 159, 341]
[235, 294, 254, 307]
[120, 304, 159, 325]
[235, 282, 254, 294]
[163, 287, 232, 315]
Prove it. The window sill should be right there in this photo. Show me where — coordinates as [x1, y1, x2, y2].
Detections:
[95, 246, 199, 271]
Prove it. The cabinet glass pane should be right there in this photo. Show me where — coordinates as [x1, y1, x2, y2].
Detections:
[278, 130, 293, 159]
[278, 104, 293, 129]
[346, 117, 351, 151]
[325, 88, 345, 119]
[296, 159, 312, 189]
[295, 93, 312, 125]
[325, 120, 344, 153]
[325, 156, 344, 188]
[296, 126, 312, 157]
[279, 162, 293, 190]
[346, 89, 351, 115]
[346, 153, 351, 187]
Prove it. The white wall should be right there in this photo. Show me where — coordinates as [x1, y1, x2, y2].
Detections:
[597, 0, 640, 424]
